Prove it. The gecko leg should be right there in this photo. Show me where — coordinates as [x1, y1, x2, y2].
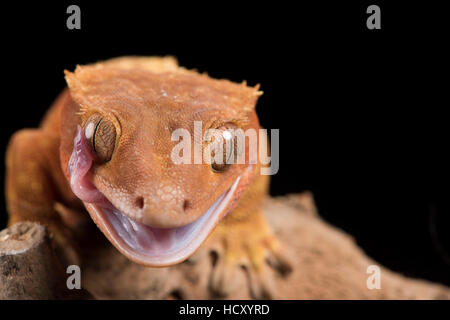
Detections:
[5, 129, 82, 266]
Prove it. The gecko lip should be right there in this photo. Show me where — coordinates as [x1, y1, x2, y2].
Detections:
[68, 125, 242, 266]
[86, 176, 240, 266]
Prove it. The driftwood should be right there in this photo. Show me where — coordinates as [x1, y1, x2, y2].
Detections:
[0, 222, 91, 299]
[1, 193, 449, 299]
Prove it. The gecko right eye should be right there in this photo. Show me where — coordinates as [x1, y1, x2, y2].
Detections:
[84, 115, 117, 163]
[210, 126, 235, 173]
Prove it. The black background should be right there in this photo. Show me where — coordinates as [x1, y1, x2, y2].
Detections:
[1, 1, 449, 287]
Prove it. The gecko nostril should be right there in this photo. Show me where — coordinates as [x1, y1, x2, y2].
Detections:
[135, 197, 144, 210]
[183, 200, 190, 212]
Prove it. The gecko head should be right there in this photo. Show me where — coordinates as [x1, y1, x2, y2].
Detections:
[63, 59, 262, 266]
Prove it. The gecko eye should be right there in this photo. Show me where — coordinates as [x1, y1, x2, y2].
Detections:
[210, 126, 236, 173]
[84, 115, 116, 163]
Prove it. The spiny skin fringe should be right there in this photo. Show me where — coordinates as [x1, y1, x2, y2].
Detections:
[75, 105, 89, 116]
[242, 81, 262, 95]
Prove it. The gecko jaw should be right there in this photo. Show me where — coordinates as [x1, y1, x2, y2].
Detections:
[68, 125, 242, 266]
[85, 176, 240, 266]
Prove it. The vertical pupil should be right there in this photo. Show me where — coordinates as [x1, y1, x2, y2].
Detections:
[92, 119, 102, 152]
[223, 130, 233, 163]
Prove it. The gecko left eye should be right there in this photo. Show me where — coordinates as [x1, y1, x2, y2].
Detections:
[84, 115, 116, 163]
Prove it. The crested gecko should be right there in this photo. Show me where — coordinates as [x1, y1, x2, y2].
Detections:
[5, 56, 291, 298]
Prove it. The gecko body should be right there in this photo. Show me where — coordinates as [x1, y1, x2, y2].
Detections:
[5, 57, 290, 298]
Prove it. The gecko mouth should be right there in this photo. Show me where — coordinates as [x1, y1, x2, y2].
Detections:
[84, 177, 240, 266]
[68, 126, 241, 266]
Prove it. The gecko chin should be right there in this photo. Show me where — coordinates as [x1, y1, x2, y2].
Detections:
[68, 125, 242, 266]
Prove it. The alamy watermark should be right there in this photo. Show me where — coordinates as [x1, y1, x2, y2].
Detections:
[66, 265, 81, 289]
[170, 121, 279, 175]
[366, 265, 381, 290]
[366, 5, 381, 30]
[66, 5, 81, 30]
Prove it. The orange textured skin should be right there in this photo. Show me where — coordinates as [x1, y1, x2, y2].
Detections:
[5, 57, 290, 298]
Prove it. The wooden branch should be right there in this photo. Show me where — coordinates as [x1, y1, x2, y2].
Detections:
[0, 222, 91, 299]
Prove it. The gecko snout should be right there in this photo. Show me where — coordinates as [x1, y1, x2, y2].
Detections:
[133, 196, 188, 212]
[131, 193, 194, 228]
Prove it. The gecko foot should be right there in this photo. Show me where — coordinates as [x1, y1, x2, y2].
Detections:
[207, 212, 292, 299]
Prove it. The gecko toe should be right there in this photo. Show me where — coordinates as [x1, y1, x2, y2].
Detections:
[209, 251, 241, 297]
[243, 264, 276, 299]
[266, 244, 294, 276]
